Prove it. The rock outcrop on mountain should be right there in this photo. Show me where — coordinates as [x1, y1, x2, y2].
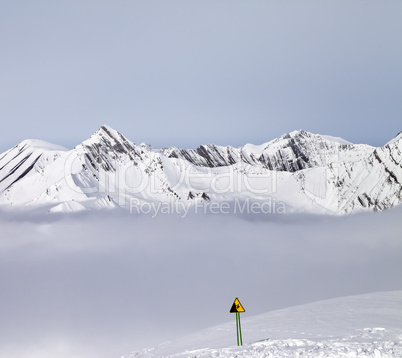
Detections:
[0, 125, 401, 214]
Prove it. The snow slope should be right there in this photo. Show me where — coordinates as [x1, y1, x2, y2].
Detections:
[0, 125, 401, 214]
[127, 291, 402, 358]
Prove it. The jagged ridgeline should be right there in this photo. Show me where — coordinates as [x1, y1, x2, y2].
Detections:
[0, 125, 401, 214]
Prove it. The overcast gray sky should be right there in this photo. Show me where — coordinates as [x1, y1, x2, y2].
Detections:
[1, 1, 401, 152]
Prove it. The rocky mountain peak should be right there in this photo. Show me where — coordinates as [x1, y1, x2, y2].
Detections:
[0, 126, 401, 214]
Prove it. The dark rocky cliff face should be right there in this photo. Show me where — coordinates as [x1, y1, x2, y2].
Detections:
[163, 130, 370, 172]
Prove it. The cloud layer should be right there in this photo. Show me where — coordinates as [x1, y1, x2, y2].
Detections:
[0, 207, 401, 357]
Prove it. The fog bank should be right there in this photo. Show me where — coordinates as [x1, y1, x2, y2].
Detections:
[0, 207, 401, 357]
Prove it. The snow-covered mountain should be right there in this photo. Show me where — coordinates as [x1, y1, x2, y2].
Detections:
[126, 291, 402, 358]
[0, 125, 401, 214]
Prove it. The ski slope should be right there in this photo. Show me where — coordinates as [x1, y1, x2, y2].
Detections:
[126, 291, 402, 357]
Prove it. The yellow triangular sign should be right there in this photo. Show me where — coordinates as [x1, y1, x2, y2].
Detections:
[230, 297, 245, 313]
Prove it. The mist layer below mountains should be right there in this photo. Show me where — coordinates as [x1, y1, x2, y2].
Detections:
[0, 207, 401, 358]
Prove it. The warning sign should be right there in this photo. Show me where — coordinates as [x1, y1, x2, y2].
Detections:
[230, 297, 245, 313]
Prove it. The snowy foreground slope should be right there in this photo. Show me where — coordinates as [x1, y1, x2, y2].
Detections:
[0, 125, 401, 214]
[127, 291, 402, 358]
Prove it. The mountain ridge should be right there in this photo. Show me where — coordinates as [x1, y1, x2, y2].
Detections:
[0, 126, 401, 215]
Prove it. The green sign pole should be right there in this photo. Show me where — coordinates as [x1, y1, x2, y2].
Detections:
[235, 312, 239, 346]
[230, 298, 245, 346]
[237, 312, 243, 346]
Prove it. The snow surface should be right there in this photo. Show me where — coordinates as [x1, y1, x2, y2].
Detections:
[16, 139, 68, 152]
[386, 131, 402, 146]
[0, 126, 401, 215]
[321, 134, 353, 145]
[127, 291, 402, 358]
[48, 200, 87, 213]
